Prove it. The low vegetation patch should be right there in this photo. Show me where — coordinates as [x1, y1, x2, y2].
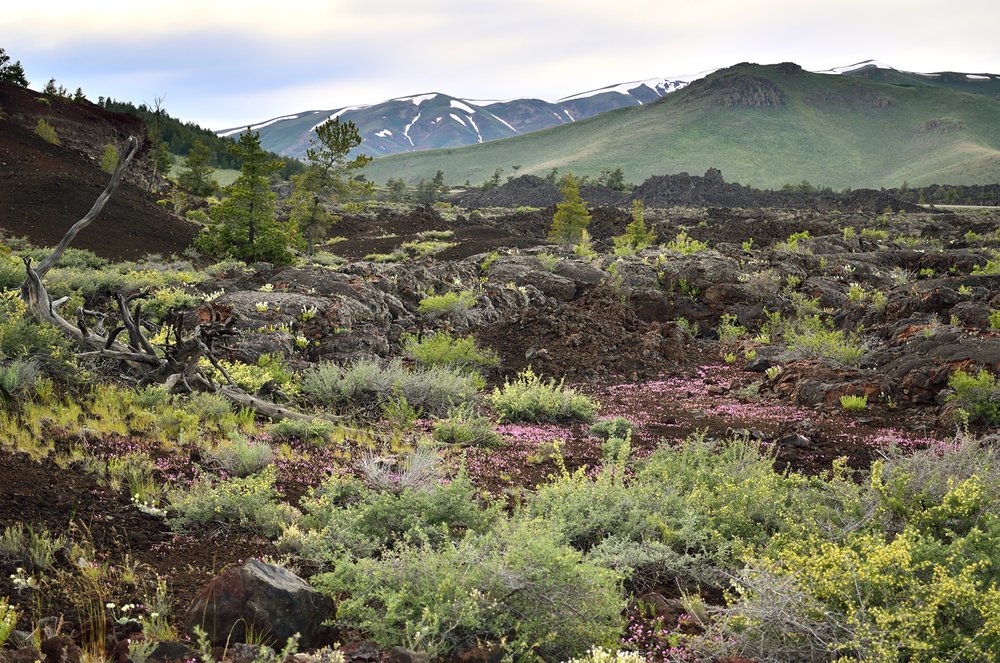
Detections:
[489, 367, 597, 423]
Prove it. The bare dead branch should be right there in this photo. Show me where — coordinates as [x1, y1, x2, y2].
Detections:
[32, 136, 140, 279]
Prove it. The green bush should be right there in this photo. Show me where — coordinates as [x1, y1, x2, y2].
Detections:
[402, 331, 498, 375]
[783, 316, 866, 367]
[664, 230, 707, 255]
[286, 469, 496, 562]
[0, 597, 15, 648]
[432, 404, 502, 447]
[417, 290, 477, 315]
[204, 437, 274, 477]
[100, 143, 119, 174]
[301, 359, 478, 417]
[948, 369, 1000, 424]
[312, 520, 624, 661]
[168, 467, 297, 537]
[588, 417, 635, 440]
[489, 368, 597, 423]
[35, 118, 59, 145]
[268, 418, 338, 444]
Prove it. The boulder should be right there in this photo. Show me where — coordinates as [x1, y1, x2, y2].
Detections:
[184, 559, 332, 648]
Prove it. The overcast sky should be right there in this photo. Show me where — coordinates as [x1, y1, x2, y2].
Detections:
[4, 0, 998, 130]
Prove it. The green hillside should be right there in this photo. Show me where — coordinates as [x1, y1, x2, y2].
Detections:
[361, 63, 1000, 189]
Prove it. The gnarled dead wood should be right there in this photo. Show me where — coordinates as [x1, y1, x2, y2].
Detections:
[20, 135, 339, 424]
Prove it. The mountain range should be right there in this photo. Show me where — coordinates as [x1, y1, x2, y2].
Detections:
[357, 61, 1000, 189]
[216, 76, 696, 159]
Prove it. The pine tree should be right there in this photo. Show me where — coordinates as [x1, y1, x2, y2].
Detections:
[0, 48, 28, 87]
[176, 140, 216, 196]
[548, 173, 591, 244]
[290, 118, 372, 256]
[613, 200, 656, 254]
[195, 131, 295, 265]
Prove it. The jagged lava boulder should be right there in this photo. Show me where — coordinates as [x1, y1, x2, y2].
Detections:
[184, 560, 332, 647]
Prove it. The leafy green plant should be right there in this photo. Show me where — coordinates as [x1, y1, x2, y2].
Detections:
[588, 417, 635, 440]
[402, 331, 498, 376]
[480, 250, 500, 272]
[839, 394, 868, 412]
[783, 316, 866, 367]
[204, 437, 274, 477]
[417, 290, 478, 315]
[947, 369, 1000, 424]
[168, 467, 297, 537]
[35, 118, 59, 144]
[268, 418, 338, 444]
[432, 404, 502, 448]
[717, 314, 747, 342]
[0, 524, 64, 571]
[489, 368, 597, 423]
[301, 358, 478, 416]
[536, 251, 559, 271]
[664, 231, 707, 255]
[0, 597, 16, 647]
[100, 143, 119, 174]
[775, 230, 811, 253]
[612, 200, 656, 255]
[989, 309, 1000, 330]
[313, 520, 623, 661]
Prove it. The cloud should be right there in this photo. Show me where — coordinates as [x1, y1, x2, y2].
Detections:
[3, 0, 998, 128]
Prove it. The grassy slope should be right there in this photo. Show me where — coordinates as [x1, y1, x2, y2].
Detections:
[361, 64, 1000, 189]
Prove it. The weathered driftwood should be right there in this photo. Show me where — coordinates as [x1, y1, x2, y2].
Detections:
[20, 135, 338, 424]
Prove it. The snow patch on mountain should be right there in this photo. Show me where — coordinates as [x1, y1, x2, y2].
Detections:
[375, 129, 392, 137]
[816, 60, 896, 75]
[467, 115, 483, 143]
[558, 77, 690, 102]
[402, 112, 421, 147]
[450, 113, 467, 127]
[450, 100, 476, 114]
[310, 106, 367, 131]
[489, 113, 518, 133]
[396, 93, 438, 106]
[217, 114, 300, 137]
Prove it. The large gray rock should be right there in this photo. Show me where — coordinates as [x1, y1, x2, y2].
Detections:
[184, 560, 332, 647]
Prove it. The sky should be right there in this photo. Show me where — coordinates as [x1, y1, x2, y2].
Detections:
[4, 0, 998, 131]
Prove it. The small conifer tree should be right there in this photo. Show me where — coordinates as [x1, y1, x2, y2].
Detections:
[100, 143, 119, 174]
[35, 119, 59, 145]
[613, 200, 656, 254]
[548, 173, 591, 244]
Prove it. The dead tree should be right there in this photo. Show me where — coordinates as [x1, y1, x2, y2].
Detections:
[20, 136, 334, 424]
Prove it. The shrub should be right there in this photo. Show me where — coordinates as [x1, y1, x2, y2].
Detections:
[0, 524, 65, 571]
[839, 393, 868, 412]
[142, 286, 201, 321]
[664, 231, 707, 255]
[588, 417, 635, 440]
[402, 331, 498, 375]
[301, 359, 478, 417]
[716, 313, 747, 342]
[287, 467, 496, 562]
[489, 367, 597, 423]
[783, 316, 866, 367]
[612, 200, 656, 255]
[268, 418, 338, 444]
[100, 143, 119, 173]
[947, 369, 1000, 424]
[432, 404, 502, 447]
[0, 597, 15, 648]
[204, 437, 274, 477]
[168, 467, 297, 537]
[35, 118, 59, 145]
[312, 520, 624, 661]
[0, 358, 39, 405]
[417, 290, 478, 315]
